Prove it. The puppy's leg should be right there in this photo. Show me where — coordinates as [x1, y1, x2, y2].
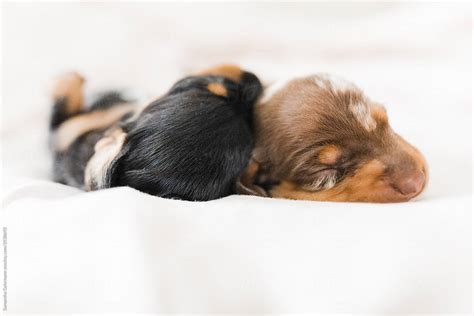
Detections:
[235, 159, 264, 196]
[235, 159, 271, 197]
[49, 72, 85, 130]
[49, 72, 134, 188]
[49, 72, 135, 153]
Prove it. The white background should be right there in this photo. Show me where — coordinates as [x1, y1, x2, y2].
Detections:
[1, 2, 472, 313]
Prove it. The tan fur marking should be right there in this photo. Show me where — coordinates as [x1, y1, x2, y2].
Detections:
[271, 159, 394, 202]
[319, 145, 341, 165]
[84, 128, 127, 191]
[207, 82, 228, 97]
[198, 64, 243, 83]
[54, 104, 134, 152]
[51, 72, 85, 114]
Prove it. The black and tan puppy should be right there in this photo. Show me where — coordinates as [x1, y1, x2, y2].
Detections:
[49, 65, 262, 201]
[238, 74, 428, 203]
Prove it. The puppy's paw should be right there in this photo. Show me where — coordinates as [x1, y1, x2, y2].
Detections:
[50, 71, 85, 113]
[50, 71, 85, 98]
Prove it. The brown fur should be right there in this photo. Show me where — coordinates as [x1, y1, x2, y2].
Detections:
[244, 75, 428, 203]
[371, 104, 388, 125]
[235, 159, 269, 197]
[271, 159, 403, 202]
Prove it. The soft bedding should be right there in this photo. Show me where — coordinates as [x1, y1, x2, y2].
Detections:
[1, 2, 471, 313]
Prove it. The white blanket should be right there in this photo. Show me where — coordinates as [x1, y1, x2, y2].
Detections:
[1, 2, 471, 313]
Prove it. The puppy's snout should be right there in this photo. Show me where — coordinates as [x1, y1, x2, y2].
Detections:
[390, 170, 425, 198]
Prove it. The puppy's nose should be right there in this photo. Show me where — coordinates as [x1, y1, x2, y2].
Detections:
[391, 171, 425, 197]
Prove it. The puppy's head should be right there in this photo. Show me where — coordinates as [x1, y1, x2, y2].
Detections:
[239, 74, 428, 203]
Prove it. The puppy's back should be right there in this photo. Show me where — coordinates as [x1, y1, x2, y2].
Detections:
[109, 71, 263, 200]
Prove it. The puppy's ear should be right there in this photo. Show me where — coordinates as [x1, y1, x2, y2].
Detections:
[239, 71, 263, 106]
[84, 128, 128, 191]
[234, 159, 269, 197]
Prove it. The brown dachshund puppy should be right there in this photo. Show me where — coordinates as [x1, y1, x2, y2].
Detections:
[237, 74, 428, 203]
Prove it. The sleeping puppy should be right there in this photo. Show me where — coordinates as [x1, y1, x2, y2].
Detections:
[237, 74, 428, 203]
[49, 65, 262, 201]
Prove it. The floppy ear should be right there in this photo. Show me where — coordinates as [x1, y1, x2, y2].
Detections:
[234, 159, 269, 197]
[239, 71, 263, 106]
[84, 128, 128, 191]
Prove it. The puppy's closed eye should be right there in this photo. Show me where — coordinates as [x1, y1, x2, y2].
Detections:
[301, 168, 341, 191]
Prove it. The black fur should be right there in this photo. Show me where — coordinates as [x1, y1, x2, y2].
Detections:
[50, 71, 263, 201]
[50, 97, 75, 130]
[89, 91, 132, 111]
[53, 129, 105, 187]
[50, 90, 136, 187]
[109, 74, 262, 200]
